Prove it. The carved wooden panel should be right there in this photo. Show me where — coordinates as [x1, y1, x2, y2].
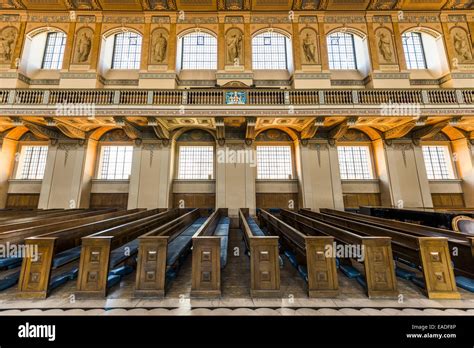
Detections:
[432, 193, 465, 209]
[256, 193, 299, 210]
[343, 193, 381, 209]
[6, 194, 40, 209]
[173, 193, 215, 209]
[90, 193, 129, 209]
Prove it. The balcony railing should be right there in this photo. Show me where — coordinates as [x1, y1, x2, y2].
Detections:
[1, 88, 472, 107]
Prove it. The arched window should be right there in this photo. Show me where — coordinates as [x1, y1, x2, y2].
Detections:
[252, 31, 291, 70]
[42, 31, 67, 69]
[179, 32, 217, 70]
[111, 31, 143, 69]
[327, 32, 357, 70]
[402, 32, 427, 69]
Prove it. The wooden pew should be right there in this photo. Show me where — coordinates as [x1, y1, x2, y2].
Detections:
[0, 209, 141, 246]
[298, 209, 460, 299]
[258, 209, 338, 297]
[318, 208, 474, 280]
[135, 209, 207, 297]
[15, 209, 161, 298]
[191, 208, 230, 297]
[76, 209, 191, 297]
[238, 208, 280, 297]
[0, 209, 116, 233]
[278, 209, 398, 299]
[359, 206, 474, 230]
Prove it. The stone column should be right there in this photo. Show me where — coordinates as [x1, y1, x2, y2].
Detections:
[62, 21, 77, 70]
[38, 140, 97, 209]
[376, 141, 433, 208]
[317, 16, 329, 72]
[0, 138, 19, 208]
[215, 142, 256, 217]
[297, 142, 344, 211]
[365, 16, 380, 71]
[391, 15, 407, 71]
[291, 19, 302, 72]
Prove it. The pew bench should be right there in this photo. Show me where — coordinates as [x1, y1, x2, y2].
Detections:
[239, 208, 280, 297]
[259, 209, 338, 297]
[299, 209, 460, 300]
[191, 209, 230, 297]
[76, 209, 187, 297]
[16, 209, 165, 298]
[279, 209, 398, 299]
[134, 209, 206, 297]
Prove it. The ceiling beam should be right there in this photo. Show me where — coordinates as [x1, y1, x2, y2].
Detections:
[245, 117, 256, 144]
[383, 120, 417, 140]
[411, 120, 450, 140]
[22, 120, 61, 140]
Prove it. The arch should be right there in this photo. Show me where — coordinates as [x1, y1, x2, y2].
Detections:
[98, 128, 132, 142]
[255, 127, 299, 142]
[172, 127, 217, 142]
[177, 27, 217, 39]
[350, 126, 381, 141]
[326, 26, 367, 40]
[251, 27, 292, 39]
[102, 26, 144, 39]
[177, 30, 218, 70]
[88, 126, 118, 142]
[26, 26, 66, 39]
[401, 26, 442, 39]
[442, 125, 470, 141]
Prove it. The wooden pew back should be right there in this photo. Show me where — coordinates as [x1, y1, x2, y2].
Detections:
[238, 208, 280, 297]
[259, 210, 338, 297]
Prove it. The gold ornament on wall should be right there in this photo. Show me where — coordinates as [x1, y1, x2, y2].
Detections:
[300, 28, 318, 64]
[450, 27, 473, 63]
[225, 28, 243, 66]
[0, 26, 18, 64]
[150, 28, 169, 64]
[73, 27, 93, 64]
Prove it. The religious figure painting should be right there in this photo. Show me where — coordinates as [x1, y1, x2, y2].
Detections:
[0, 26, 17, 63]
[376, 28, 396, 64]
[300, 28, 318, 64]
[451, 27, 473, 63]
[150, 28, 168, 64]
[73, 27, 93, 64]
[225, 28, 243, 66]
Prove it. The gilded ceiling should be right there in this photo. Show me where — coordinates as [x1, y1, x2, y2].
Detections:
[0, 0, 472, 11]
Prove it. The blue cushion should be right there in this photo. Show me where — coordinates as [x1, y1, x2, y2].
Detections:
[167, 217, 207, 266]
[109, 265, 134, 277]
[298, 265, 308, 283]
[395, 267, 416, 280]
[356, 275, 367, 289]
[340, 264, 361, 278]
[215, 217, 230, 268]
[247, 217, 265, 236]
[0, 258, 22, 269]
[0, 271, 20, 291]
[395, 257, 420, 270]
[52, 246, 82, 269]
[110, 239, 140, 268]
[284, 250, 298, 269]
[335, 258, 340, 269]
[106, 274, 121, 288]
[269, 208, 281, 214]
[456, 276, 474, 292]
[411, 277, 426, 289]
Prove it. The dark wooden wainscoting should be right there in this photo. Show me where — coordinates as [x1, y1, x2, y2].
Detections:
[173, 193, 215, 209]
[90, 193, 129, 209]
[431, 193, 465, 209]
[343, 193, 381, 209]
[256, 193, 299, 210]
[6, 194, 40, 209]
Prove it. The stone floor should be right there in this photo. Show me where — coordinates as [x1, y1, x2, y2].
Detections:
[1, 229, 474, 316]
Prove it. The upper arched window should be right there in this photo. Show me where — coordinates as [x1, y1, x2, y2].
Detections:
[327, 32, 357, 70]
[402, 32, 427, 69]
[179, 32, 217, 70]
[252, 31, 291, 70]
[42, 31, 67, 70]
[111, 31, 143, 69]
